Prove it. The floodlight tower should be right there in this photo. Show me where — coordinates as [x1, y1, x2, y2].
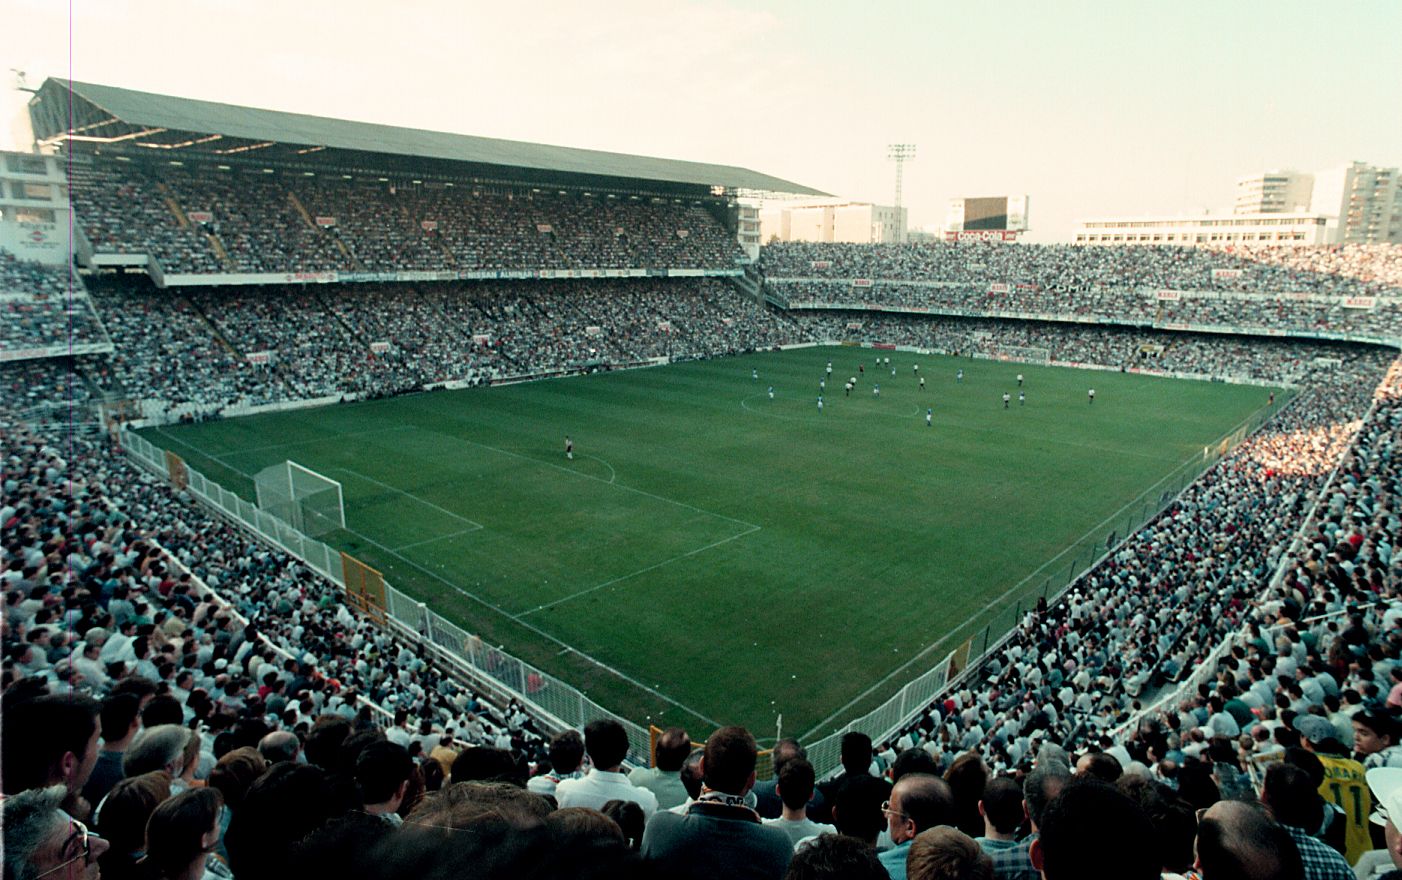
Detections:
[887, 143, 916, 243]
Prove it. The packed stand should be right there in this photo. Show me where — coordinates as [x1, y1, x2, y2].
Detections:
[84, 282, 285, 420]
[83, 278, 799, 417]
[791, 310, 1378, 384]
[66, 156, 745, 276]
[0, 249, 111, 356]
[66, 158, 223, 273]
[761, 241, 1402, 298]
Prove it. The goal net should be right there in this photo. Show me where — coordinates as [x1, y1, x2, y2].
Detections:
[254, 461, 346, 537]
[984, 344, 1051, 364]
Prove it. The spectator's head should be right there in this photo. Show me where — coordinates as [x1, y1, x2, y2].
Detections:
[224, 763, 340, 879]
[599, 799, 645, 850]
[784, 833, 888, 880]
[583, 719, 630, 772]
[891, 747, 941, 783]
[95, 771, 172, 868]
[545, 806, 626, 849]
[840, 732, 873, 775]
[140, 694, 183, 729]
[1, 694, 101, 796]
[654, 727, 691, 773]
[450, 747, 524, 787]
[405, 780, 552, 831]
[1353, 711, 1398, 757]
[777, 757, 815, 812]
[303, 715, 352, 770]
[98, 693, 142, 745]
[208, 747, 267, 812]
[1194, 799, 1303, 880]
[769, 737, 806, 776]
[1260, 763, 1322, 829]
[546, 729, 585, 775]
[906, 826, 993, 880]
[356, 741, 414, 811]
[1, 785, 110, 880]
[1022, 763, 1070, 832]
[832, 774, 890, 845]
[886, 772, 954, 845]
[258, 730, 301, 764]
[978, 776, 1024, 836]
[1075, 751, 1123, 783]
[701, 725, 757, 796]
[123, 724, 192, 778]
[678, 748, 705, 800]
[142, 787, 224, 880]
[1031, 780, 1159, 880]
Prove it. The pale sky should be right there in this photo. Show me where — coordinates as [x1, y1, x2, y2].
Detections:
[5, 0, 1400, 242]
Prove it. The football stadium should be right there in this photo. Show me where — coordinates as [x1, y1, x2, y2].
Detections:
[3, 49, 1401, 880]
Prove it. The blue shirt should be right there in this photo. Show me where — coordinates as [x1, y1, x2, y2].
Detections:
[879, 840, 911, 880]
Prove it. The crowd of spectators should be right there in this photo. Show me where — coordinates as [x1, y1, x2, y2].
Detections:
[0, 248, 111, 356]
[66, 160, 222, 274]
[761, 241, 1402, 298]
[65, 157, 746, 276]
[3, 316, 1401, 878]
[774, 278, 1402, 341]
[81, 278, 799, 419]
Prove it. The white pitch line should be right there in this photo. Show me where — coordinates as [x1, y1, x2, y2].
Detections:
[518, 523, 761, 618]
[796, 431, 1235, 741]
[579, 454, 616, 484]
[146, 423, 723, 728]
[215, 424, 415, 457]
[336, 467, 484, 531]
[392, 528, 481, 552]
[356, 536, 722, 729]
[422, 428, 761, 532]
[154, 427, 240, 470]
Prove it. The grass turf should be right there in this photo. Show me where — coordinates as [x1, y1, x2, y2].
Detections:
[144, 346, 1285, 740]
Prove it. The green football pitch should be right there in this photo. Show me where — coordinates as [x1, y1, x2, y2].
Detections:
[143, 346, 1285, 740]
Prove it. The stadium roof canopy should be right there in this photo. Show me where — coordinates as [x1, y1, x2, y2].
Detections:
[29, 78, 826, 197]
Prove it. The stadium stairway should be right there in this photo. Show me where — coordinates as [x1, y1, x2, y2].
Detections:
[157, 183, 192, 230]
[287, 192, 363, 269]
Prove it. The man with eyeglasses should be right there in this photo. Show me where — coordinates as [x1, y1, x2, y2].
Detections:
[878, 773, 955, 880]
[1, 785, 110, 880]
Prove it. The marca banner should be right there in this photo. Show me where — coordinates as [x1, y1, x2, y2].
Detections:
[369, 341, 391, 354]
[1156, 290, 1181, 301]
[1211, 269, 1243, 281]
[536, 223, 553, 233]
[676, 229, 689, 238]
[945, 230, 1018, 243]
[283, 272, 338, 284]
[1343, 297, 1376, 310]
[420, 220, 438, 231]
[471, 334, 490, 346]
[246, 351, 274, 365]
[315, 216, 337, 227]
[988, 283, 1010, 294]
[187, 211, 213, 224]
[853, 278, 873, 288]
[657, 321, 672, 332]
[811, 260, 832, 270]
[846, 322, 864, 330]
[585, 325, 603, 337]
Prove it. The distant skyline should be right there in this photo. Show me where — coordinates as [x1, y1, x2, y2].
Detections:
[5, 0, 1400, 242]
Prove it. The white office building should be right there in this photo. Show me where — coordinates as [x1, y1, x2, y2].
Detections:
[1310, 162, 1402, 244]
[1073, 212, 1335, 246]
[760, 200, 907, 244]
[1234, 170, 1313, 214]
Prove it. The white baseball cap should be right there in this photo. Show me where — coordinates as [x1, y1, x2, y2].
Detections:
[1366, 767, 1402, 827]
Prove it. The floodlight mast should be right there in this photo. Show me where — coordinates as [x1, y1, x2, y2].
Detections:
[887, 143, 916, 243]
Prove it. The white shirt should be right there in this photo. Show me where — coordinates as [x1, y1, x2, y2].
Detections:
[555, 767, 658, 818]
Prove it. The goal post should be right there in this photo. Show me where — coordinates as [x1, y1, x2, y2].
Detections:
[255, 460, 346, 537]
